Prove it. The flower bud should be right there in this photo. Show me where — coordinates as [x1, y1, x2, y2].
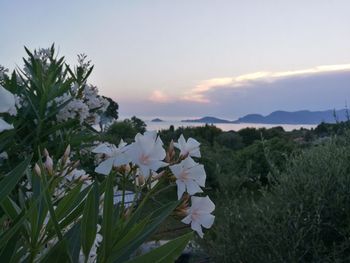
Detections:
[165, 140, 175, 163]
[71, 160, 80, 170]
[34, 163, 41, 176]
[135, 175, 145, 186]
[152, 171, 165, 180]
[45, 155, 53, 175]
[79, 175, 90, 182]
[62, 144, 71, 164]
[43, 148, 49, 157]
[123, 207, 132, 219]
[174, 194, 190, 217]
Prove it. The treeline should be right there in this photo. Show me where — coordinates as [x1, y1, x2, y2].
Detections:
[103, 118, 350, 191]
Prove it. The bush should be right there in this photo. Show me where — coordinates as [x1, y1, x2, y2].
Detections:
[103, 116, 147, 144]
[0, 46, 214, 262]
[205, 135, 350, 262]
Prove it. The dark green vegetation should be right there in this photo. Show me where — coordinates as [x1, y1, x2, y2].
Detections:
[205, 134, 350, 262]
[104, 119, 350, 262]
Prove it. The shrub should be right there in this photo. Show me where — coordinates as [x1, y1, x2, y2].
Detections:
[205, 135, 350, 262]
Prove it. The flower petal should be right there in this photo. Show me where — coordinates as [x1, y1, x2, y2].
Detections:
[185, 179, 203, 196]
[148, 160, 168, 172]
[198, 214, 215, 229]
[95, 158, 114, 175]
[0, 85, 15, 113]
[191, 196, 215, 213]
[113, 154, 130, 167]
[92, 143, 113, 156]
[191, 221, 204, 238]
[181, 214, 192, 225]
[0, 118, 13, 132]
[189, 164, 206, 187]
[176, 180, 186, 200]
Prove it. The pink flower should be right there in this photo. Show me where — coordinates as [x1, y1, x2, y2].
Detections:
[182, 196, 215, 238]
[92, 140, 130, 175]
[126, 131, 167, 178]
[174, 134, 201, 158]
[170, 157, 206, 199]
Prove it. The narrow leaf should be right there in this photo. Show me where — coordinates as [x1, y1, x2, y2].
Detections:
[126, 232, 193, 263]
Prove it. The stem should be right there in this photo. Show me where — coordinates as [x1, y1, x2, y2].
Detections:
[121, 172, 126, 211]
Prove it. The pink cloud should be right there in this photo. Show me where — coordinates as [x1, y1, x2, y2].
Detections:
[148, 90, 172, 103]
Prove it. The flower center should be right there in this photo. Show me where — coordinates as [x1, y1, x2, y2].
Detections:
[179, 170, 189, 181]
[191, 210, 199, 221]
[139, 154, 150, 165]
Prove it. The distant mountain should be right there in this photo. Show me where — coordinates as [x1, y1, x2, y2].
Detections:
[232, 109, 349, 124]
[181, 116, 231, 123]
[151, 118, 164, 122]
[181, 109, 349, 125]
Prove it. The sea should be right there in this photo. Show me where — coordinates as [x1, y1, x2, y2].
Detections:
[144, 120, 316, 132]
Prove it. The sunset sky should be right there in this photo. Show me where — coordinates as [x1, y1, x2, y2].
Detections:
[1, 0, 350, 119]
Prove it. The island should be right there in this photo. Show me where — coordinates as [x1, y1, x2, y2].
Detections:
[151, 118, 164, 122]
[180, 109, 349, 125]
[181, 116, 231, 123]
[232, 109, 349, 124]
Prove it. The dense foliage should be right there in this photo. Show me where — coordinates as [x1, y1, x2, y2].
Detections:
[204, 135, 350, 262]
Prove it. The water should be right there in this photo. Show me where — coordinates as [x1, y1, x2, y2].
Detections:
[145, 120, 316, 132]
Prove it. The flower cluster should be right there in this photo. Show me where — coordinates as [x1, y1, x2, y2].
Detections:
[93, 131, 215, 237]
[52, 83, 109, 125]
[0, 84, 16, 132]
[0, 65, 8, 81]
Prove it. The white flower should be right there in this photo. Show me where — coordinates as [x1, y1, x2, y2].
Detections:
[174, 134, 201, 158]
[0, 85, 16, 132]
[170, 157, 206, 199]
[126, 131, 167, 178]
[65, 168, 86, 181]
[92, 140, 130, 175]
[181, 196, 215, 238]
[0, 151, 8, 160]
[56, 99, 89, 123]
[0, 118, 13, 132]
[0, 65, 8, 80]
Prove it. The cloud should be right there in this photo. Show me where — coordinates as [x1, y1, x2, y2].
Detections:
[148, 89, 171, 103]
[120, 63, 350, 120]
[183, 63, 350, 103]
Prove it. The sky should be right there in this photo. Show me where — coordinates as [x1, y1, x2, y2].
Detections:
[1, 0, 350, 119]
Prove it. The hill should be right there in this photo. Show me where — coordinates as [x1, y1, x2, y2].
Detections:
[233, 109, 349, 124]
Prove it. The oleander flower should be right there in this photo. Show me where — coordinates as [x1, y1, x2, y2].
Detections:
[170, 157, 206, 199]
[181, 196, 215, 238]
[0, 85, 16, 132]
[92, 140, 130, 175]
[126, 131, 167, 178]
[174, 134, 201, 158]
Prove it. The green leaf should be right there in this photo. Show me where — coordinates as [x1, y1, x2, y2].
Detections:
[0, 232, 20, 262]
[39, 239, 71, 263]
[81, 183, 99, 259]
[126, 232, 193, 263]
[0, 210, 26, 250]
[41, 174, 63, 241]
[53, 182, 82, 221]
[65, 222, 82, 263]
[0, 156, 31, 203]
[99, 172, 115, 262]
[110, 200, 180, 262]
[1, 196, 21, 220]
